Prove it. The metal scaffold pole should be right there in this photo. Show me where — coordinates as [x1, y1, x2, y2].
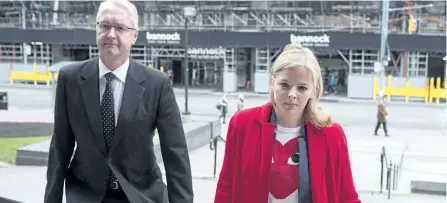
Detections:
[378, 0, 390, 97]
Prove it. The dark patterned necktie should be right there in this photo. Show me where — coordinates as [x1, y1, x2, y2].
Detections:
[101, 72, 117, 183]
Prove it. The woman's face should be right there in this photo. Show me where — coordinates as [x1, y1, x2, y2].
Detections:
[272, 67, 314, 116]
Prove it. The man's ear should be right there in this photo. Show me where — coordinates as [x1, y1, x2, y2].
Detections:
[133, 31, 139, 43]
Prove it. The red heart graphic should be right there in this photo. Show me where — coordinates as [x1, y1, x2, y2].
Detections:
[270, 139, 299, 199]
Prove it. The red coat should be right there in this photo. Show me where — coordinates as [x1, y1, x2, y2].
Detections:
[214, 102, 361, 203]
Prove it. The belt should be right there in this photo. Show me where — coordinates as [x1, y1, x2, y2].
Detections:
[107, 181, 121, 190]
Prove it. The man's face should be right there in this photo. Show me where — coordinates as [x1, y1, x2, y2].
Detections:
[96, 4, 138, 60]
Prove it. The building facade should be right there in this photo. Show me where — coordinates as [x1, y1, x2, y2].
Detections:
[0, 1, 445, 97]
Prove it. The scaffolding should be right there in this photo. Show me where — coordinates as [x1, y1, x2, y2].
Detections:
[407, 51, 428, 77]
[0, 43, 51, 64]
[0, 1, 444, 35]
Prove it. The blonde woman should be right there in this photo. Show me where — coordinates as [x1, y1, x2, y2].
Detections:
[214, 44, 361, 203]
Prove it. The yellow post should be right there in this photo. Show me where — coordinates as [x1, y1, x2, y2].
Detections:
[404, 79, 410, 103]
[436, 77, 441, 104]
[160, 66, 165, 72]
[46, 61, 50, 86]
[386, 75, 392, 101]
[33, 63, 37, 85]
[424, 79, 429, 103]
[9, 63, 13, 84]
[429, 78, 434, 103]
[373, 75, 377, 101]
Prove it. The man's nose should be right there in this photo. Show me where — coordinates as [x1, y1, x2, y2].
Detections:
[106, 27, 117, 38]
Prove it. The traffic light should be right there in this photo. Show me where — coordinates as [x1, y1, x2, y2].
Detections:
[408, 17, 416, 35]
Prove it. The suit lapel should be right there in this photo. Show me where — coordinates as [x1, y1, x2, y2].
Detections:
[306, 123, 327, 201]
[79, 58, 107, 155]
[108, 60, 145, 154]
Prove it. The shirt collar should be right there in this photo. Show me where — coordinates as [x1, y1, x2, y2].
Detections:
[98, 58, 129, 83]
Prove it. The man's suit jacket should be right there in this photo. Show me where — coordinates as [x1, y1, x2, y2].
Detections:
[44, 57, 194, 203]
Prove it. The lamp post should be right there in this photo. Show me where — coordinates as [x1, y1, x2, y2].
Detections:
[182, 7, 196, 120]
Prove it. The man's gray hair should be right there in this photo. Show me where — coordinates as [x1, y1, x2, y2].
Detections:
[96, 0, 139, 30]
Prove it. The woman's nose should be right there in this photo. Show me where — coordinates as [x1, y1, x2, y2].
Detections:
[288, 89, 298, 99]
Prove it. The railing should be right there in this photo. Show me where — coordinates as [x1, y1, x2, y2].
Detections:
[380, 146, 404, 199]
[209, 121, 226, 178]
[3, 22, 444, 36]
[373, 75, 447, 104]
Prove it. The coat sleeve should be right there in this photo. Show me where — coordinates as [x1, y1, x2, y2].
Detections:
[44, 69, 76, 203]
[214, 115, 238, 203]
[156, 76, 194, 203]
[337, 125, 362, 203]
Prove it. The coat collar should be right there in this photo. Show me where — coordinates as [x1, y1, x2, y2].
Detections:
[255, 102, 323, 136]
[255, 102, 328, 203]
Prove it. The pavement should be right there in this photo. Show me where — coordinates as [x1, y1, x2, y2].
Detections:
[0, 84, 446, 202]
[0, 83, 445, 108]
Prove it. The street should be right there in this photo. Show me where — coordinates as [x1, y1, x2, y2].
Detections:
[0, 85, 444, 130]
[0, 85, 446, 202]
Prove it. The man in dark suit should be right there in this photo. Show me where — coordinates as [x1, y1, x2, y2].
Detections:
[44, 0, 193, 202]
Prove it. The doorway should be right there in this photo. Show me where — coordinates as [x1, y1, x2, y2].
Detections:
[73, 48, 89, 61]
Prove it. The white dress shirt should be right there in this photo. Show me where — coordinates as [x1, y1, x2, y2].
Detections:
[99, 58, 129, 126]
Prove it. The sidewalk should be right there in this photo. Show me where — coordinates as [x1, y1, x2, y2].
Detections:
[174, 88, 445, 108]
[0, 83, 444, 108]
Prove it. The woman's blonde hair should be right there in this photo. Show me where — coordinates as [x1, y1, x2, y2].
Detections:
[270, 43, 332, 129]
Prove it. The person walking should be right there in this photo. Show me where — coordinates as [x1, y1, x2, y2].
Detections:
[374, 99, 389, 136]
[236, 93, 244, 113]
[217, 93, 228, 124]
[214, 43, 361, 203]
[44, 1, 193, 202]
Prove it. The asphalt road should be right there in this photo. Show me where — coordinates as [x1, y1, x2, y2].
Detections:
[0, 85, 442, 130]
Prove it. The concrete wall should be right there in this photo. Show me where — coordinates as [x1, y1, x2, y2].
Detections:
[16, 119, 221, 166]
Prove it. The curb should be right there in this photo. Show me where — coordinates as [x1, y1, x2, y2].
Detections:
[0, 161, 14, 168]
[0, 197, 23, 203]
[411, 180, 447, 196]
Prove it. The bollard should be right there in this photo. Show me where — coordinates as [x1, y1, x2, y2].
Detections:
[393, 165, 399, 190]
[380, 153, 384, 192]
[387, 161, 392, 199]
[210, 121, 214, 140]
[213, 138, 218, 178]
[0, 92, 8, 110]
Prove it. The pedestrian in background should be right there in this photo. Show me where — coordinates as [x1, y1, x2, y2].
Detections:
[236, 93, 244, 113]
[374, 98, 389, 136]
[217, 93, 228, 123]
